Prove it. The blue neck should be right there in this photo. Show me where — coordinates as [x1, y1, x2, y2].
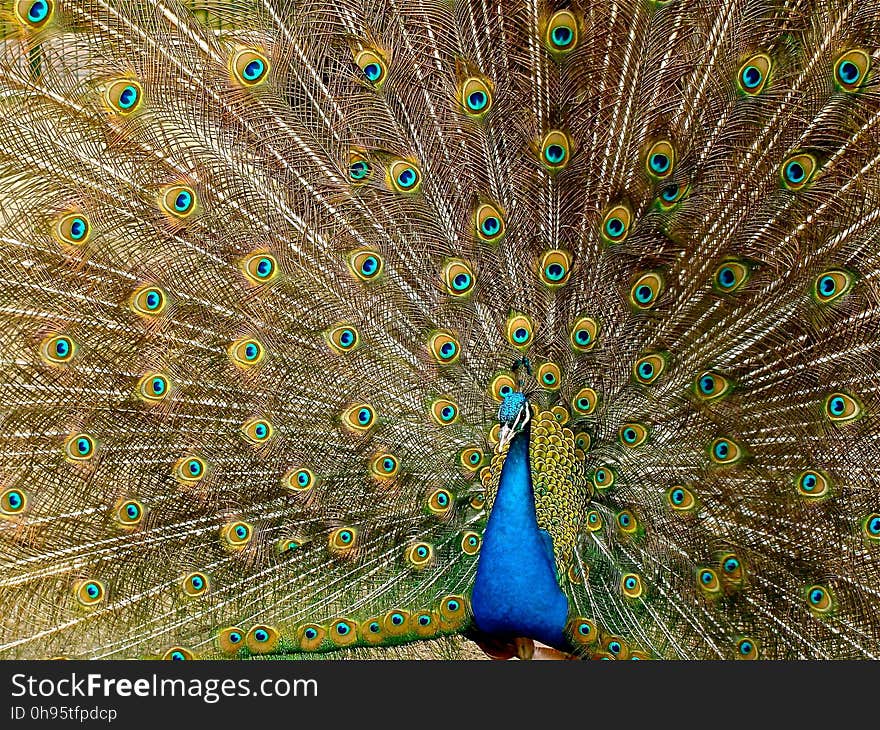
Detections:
[470, 424, 570, 648]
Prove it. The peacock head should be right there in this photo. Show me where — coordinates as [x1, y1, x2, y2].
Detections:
[497, 358, 532, 450]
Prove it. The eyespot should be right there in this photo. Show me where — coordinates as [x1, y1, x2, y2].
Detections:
[539, 130, 571, 170]
[461, 76, 493, 115]
[246, 624, 280, 653]
[328, 526, 358, 556]
[545, 10, 578, 53]
[105, 78, 143, 114]
[389, 160, 421, 193]
[574, 431, 591, 452]
[633, 353, 667, 385]
[175, 456, 206, 483]
[325, 324, 360, 354]
[439, 595, 469, 630]
[621, 573, 644, 599]
[40, 334, 76, 365]
[428, 331, 461, 364]
[348, 152, 372, 183]
[505, 314, 534, 349]
[488, 372, 517, 402]
[159, 185, 196, 218]
[298, 624, 326, 651]
[737, 52, 771, 94]
[602, 635, 629, 659]
[15, 0, 54, 28]
[569, 316, 599, 352]
[834, 49, 870, 91]
[341, 403, 376, 432]
[221, 520, 253, 549]
[242, 418, 274, 445]
[601, 203, 632, 244]
[72, 579, 105, 607]
[736, 637, 759, 660]
[54, 213, 91, 246]
[861, 513, 880, 542]
[697, 568, 721, 596]
[413, 611, 439, 637]
[720, 552, 744, 583]
[282, 466, 316, 493]
[586, 509, 603, 530]
[383, 610, 411, 636]
[130, 285, 168, 317]
[694, 371, 732, 402]
[405, 542, 435, 569]
[228, 337, 265, 368]
[242, 252, 279, 284]
[538, 249, 572, 287]
[616, 509, 637, 534]
[430, 397, 459, 426]
[231, 49, 270, 86]
[712, 259, 751, 293]
[347, 249, 384, 282]
[0, 488, 27, 516]
[709, 437, 744, 465]
[427, 488, 453, 517]
[795, 469, 830, 499]
[461, 531, 481, 555]
[276, 534, 306, 554]
[217, 627, 245, 654]
[329, 618, 357, 646]
[630, 272, 664, 309]
[64, 433, 96, 461]
[536, 362, 562, 390]
[805, 584, 834, 614]
[656, 183, 689, 211]
[813, 269, 854, 304]
[550, 405, 569, 425]
[618, 423, 648, 447]
[459, 447, 484, 471]
[442, 259, 476, 297]
[360, 618, 385, 644]
[162, 647, 195, 661]
[664, 486, 695, 514]
[571, 387, 598, 415]
[568, 618, 598, 646]
[182, 571, 209, 597]
[475, 202, 506, 242]
[355, 49, 388, 87]
[780, 153, 817, 190]
[593, 466, 616, 491]
[645, 140, 675, 179]
[115, 499, 144, 527]
[370, 452, 400, 480]
[824, 392, 862, 423]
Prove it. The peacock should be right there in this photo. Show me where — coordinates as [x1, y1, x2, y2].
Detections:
[2, 0, 880, 661]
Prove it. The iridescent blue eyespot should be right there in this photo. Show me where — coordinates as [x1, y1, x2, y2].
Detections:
[191, 575, 204, 590]
[785, 160, 805, 184]
[828, 396, 845, 416]
[670, 488, 685, 505]
[418, 615, 431, 626]
[8, 491, 23, 509]
[304, 627, 318, 640]
[452, 272, 471, 291]
[391, 612, 404, 626]
[551, 26, 573, 48]
[481, 216, 501, 236]
[117, 85, 139, 109]
[700, 570, 714, 585]
[229, 631, 242, 644]
[713, 440, 730, 459]
[635, 285, 653, 303]
[349, 160, 370, 181]
[818, 275, 836, 297]
[723, 557, 740, 573]
[545, 263, 565, 281]
[440, 341, 456, 358]
[396, 167, 417, 189]
[544, 144, 566, 165]
[28, 0, 49, 22]
[244, 59, 265, 81]
[368, 621, 381, 633]
[607, 641, 621, 655]
[839, 60, 860, 84]
[739, 640, 753, 655]
[605, 217, 624, 238]
[174, 191, 192, 212]
[649, 153, 670, 174]
[126, 503, 140, 519]
[69, 217, 87, 240]
[467, 90, 488, 111]
[254, 628, 269, 642]
[360, 256, 378, 275]
[363, 63, 381, 81]
[638, 362, 654, 379]
[257, 258, 273, 278]
[624, 576, 637, 590]
[357, 408, 371, 425]
[742, 65, 762, 88]
[809, 588, 824, 605]
[660, 184, 680, 202]
[339, 529, 353, 544]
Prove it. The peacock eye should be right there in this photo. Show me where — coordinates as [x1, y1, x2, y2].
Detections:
[442, 258, 476, 296]
[695, 371, 732, 401]
[618, 423, 648, 447]
[459, 447, 484, 470]
[347, 248, 384, 283]
[105, 79, 143, 113]
[389, 161, 421, 193]
[228, 337, 265, 368]
[721, 553, 743, 582]
[574, 431, 591, 452]
[175, 456, 206, 483]
[536, 361, 561, 390]
[538, 250, 572, 287]
[593, 467, 616, 491]
[824, 392, 861, 423]
[795, 469, 830, 499]
[74, 579, 106, 607]
[428, 331, 461, 364]
[370, 452, 400, 479]
[475, 202, 506, 242]
[633, 353, 667, 385]
[737, 53, 771, 94]
[805, 584, 833, 614]
[569, 316, 599, 352]
[616, 510, 637, 533]
[601, 203, 632, 243]
[182, 571, 209, 597]
[160, 185, 196, 218]
[461, 76, 493, 115]
[299, 624, 325, 650]
[645, 140, 675, 179]
[1, 488, 27, 515]
[666, 485, 696, 512]
[427, 488, 453, 516]
[736, 637, 759, 660]
[569, 618, 598, 646]
[813, 269, 854, 304]
[505, 314, 535, 348]
[571, 387, 598, 415]
[630, 272, 664, 309]
[621, 573, 643, 598]
[545, 10, 579, 53]
[231, 49, 270, 86]
[329, 526, 358, 555]
[697, 568, 721, 595]
[242, 418, 274, 445]
[325, 323, 360, 354]
[405, 542, 434, 568]
[222, 520, 253, 548]
[40, 334, 76, 365]
[539, 130, 571, 170]
[246, 624, 280, 653]
[430, 397, 459, 426]
[861, 513, 880, 542]
[355, 49, 388, 87]
[16, 0, 53, 27]
[489, 372, 517, 402]
[834, 49, 870, 91]
[284, 467, 315, 492]
[710, 437, 744, 465]
[461, 531, 481, 555]
[586, 509, 603, 530]
[54, 212, 91, 246]
[64, 433, 96, 461]
[115, 499, 144, 527]
[780, 153, 817, 190]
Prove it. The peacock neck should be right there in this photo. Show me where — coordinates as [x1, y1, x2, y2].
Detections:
[471, 423, 570, 649]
